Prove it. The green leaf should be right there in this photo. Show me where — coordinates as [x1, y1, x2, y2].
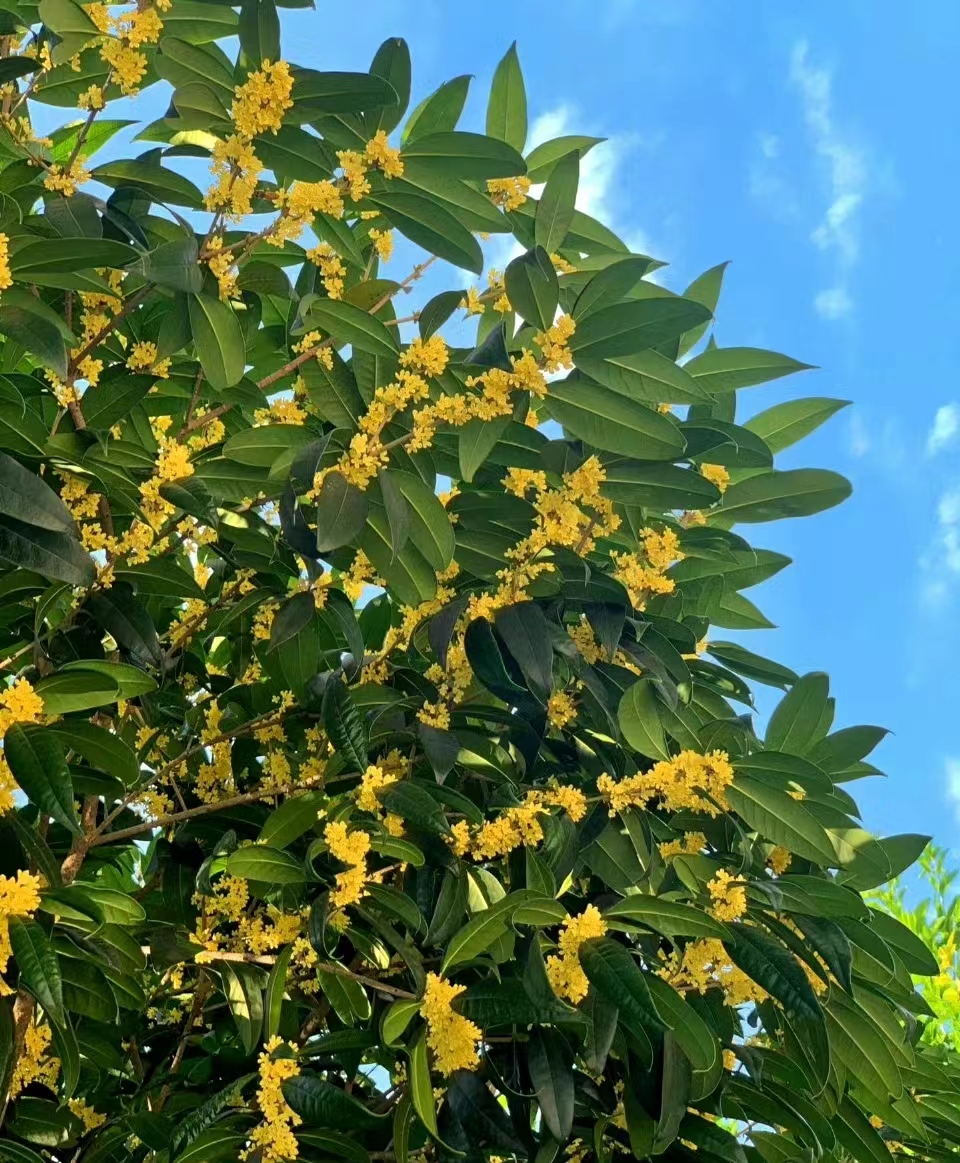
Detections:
[505, 246, 558, 331]
[392, 470, 455, 570]
[293, 68, 399, 117]
[529, 1027, 574, 1141]
[573, 256, 659, 321]
[303, 296, 400, 361]
[745, 397, 851, 454]
[60, 659, 156, 698]
[8, 918, 64, 1028]
[685, 346, 814, 393]
[440, 890, 535, 973]
[0, 288, 72, 379]
[314, 471, 369, 553]
[366, 37, 410, 134]
[570, 297, 713, 361]
[547, 376, 684, 460]
[645, 974, 719, 1073]
[91, 156, 205, 209]
[408, 1025, 437, 1134]
[535, 150, 579, 254]
[525, 135, 604, 183]
[677, 261, 727, 357]
[602, 896, 728, 939]
[719, 469, 852, 523]
[0, 452, 73, 534]
[263, 944, 293, 1043]
[766, 672, 829, 753]
[48, 721, 139, 788]
[381, 997, 420, 1046]
[33, 670, 119, 715]
[826, 995, 902, 1102]
[400, 131, 525, 180]
[459, 415, 510, 484]
[174, 1128, 248, 1163]
[723, 925, 822, 1021]
[0, 514, 92, 588]
[87, 583, 161, 664]
[726, 775, 838, 865]
[258, 791, 325, 849]
[221, 960, 263, 1055]
[618, 679, 669, 760]
[403, 75, 471, 143]
[238, 0, 279, 67]
[11, 237, 138, 276]
[80, 372, 157, 429]
[832, 1097, 896, 1163]
[580, 937, 665, 1037]
[366, 185, 483, 274]
[322, 678, 368, 772]
[602, 460, 720, 509]
[188, 293, 245, 390]
[134, 235, 203, 294]
[486, 42, 527, 152]
[5, 725, 79, 836]
[224, 845, 307, 885]
[706, 641, 797, 690]
[494, 601, 554, 701]
[283, 1075, 389, 1129]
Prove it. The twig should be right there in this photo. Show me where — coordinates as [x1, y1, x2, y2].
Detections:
[91, 761, 321, 848]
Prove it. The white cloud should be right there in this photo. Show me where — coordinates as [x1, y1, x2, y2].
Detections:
[919, 484, 960, 608]
[814, 286, 853, 320]
[927, 403, 960, 456]
[848, 412, 870, 458]
[946, 758, 960, 819]
[529, 107, 655, 256]
[790, 41, 866, 321]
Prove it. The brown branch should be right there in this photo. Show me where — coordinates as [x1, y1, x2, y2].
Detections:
[256, 255, 438, 393]
[91, 748, 319, 847]
[68, 285, 152, 373]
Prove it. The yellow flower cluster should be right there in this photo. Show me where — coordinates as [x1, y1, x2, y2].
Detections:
[233, 60, 294, 138]
[546, 905, 607, 1005]
[0, 678, 44, 741]
[126, 340, 171, 379]
[700, 462, 730, 493]
[659, 938, 767, 1007]
[324, 820, 371, 909]
[597, 750, 734, 817]
[468, 786, 586, 860]
[609, 537, 679, 610]
[243, 1037, 301, 1163]
[547, 690, 577, 730]
[0, 869, 43, 993]
[0, 233, 11, 293]
[420, 972, 481, 1075]
[307, 242, 346, 298]
[767, 845, 792, 875]
[272, 180, 345, 245]
[10, 1018, 60, 1096]
[567, 616, 604, 664]
[486, 175, 531, 211]
[368, 227, 393, 261]
[658, 831, 706, 861]
[707, 869, 747, 922]
[254, 397, 308, 427]
[534, 313, 576, 373]
[419, 458, 618, 728]
[68, 1098, 107, 1134]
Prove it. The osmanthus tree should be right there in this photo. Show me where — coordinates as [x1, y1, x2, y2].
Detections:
[0, 3, 953, 1162]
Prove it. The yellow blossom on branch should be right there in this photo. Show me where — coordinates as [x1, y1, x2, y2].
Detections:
[420, 973, 481, 1075]
[546, 905, 607, 1004]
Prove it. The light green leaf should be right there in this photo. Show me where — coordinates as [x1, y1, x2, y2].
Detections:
[618, 679, 669, 759]
[486, 42, 527, 152]
[188, 292, 245, 389]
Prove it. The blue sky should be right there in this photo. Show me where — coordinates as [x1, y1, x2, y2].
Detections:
[279, 0, 959, 845]
[40, 2, 960, 844]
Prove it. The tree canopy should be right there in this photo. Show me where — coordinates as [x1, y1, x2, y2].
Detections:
[0, 7, 953, 1163]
